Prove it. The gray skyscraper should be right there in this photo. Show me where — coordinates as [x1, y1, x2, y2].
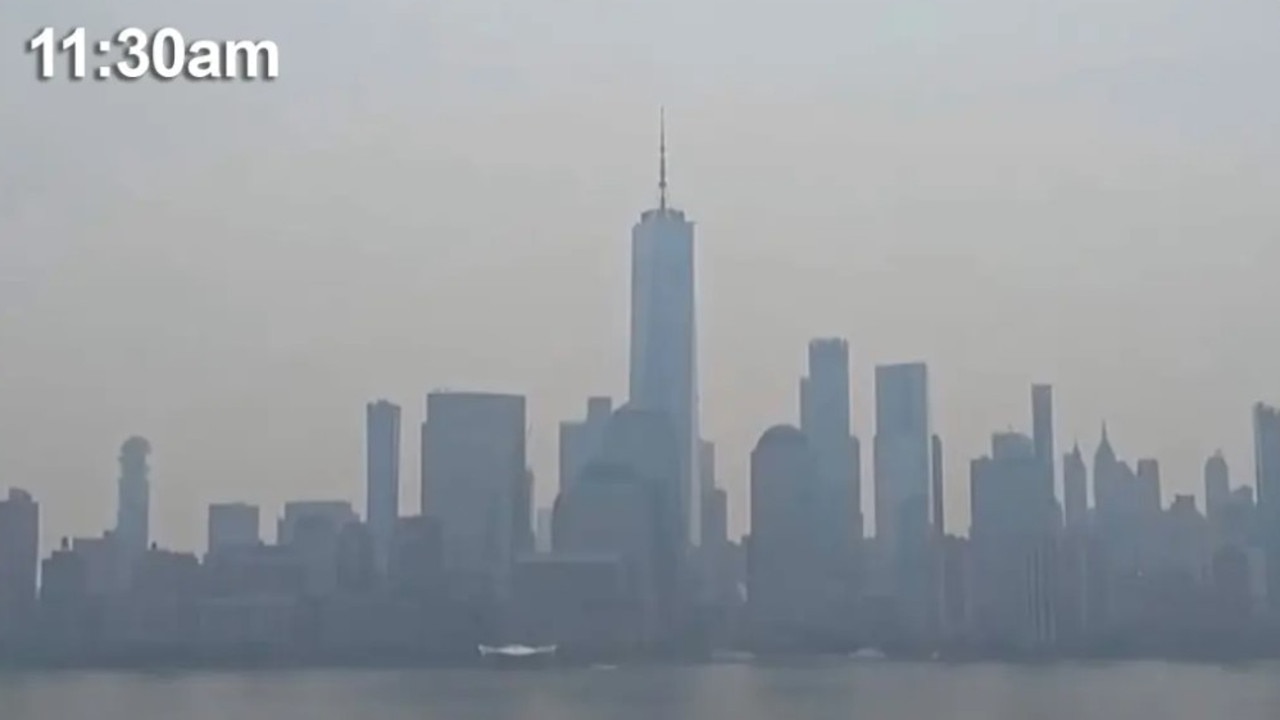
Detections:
[1204, 450, 1230, 521]
[0, 488, 38, 643]
[1136, 458, 1162, 514]
[970, 432, 1056, 648]
[930, 434, 944, 537]
[873, 362, 932, 638]
[1031, 384, 1056, 507]
[366, 399, 401, 576]
[115, 436, 152, 556]
[1253, 403, 1280, 610]
[421, 391, 527, 600]
[207, 502, 260, 554]
[628, 114, 699, 549]
[558, 396, 613, 494]
[748, 425, 822, 643]
[1063, 442, 1088, 530]
[800, 338, 861, 550]
[873, 363, 930, 562]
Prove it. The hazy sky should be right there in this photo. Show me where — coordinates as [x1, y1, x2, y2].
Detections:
[3, 0, 1280, 553]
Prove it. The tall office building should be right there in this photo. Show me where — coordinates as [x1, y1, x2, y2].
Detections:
[699, 439, 716, 495]
[1031, 384, 1056, 507]
[930, 434, 944, 537]
[873, 362, 931, 638]
[800, 338, 861, 552]
[1204, 450, 1231, 521]
[1253, 403, 1280, 611]
[596, 405, 685, 631]
[748, 425, 821, 644]
[115, 436, 152, 557]
[277, 500, 358, 597]
[1136, 458, 1162, 514]
[698, 439, 719, 546]
[421, 391, 527, 600]
[1063, 443, 1088, 530]
[558, 396, 612, 494]
[628, 114, 700, 549]
[873, 363, 930, 564]
[366, 399, 401, 576]
[0, 489, 39, 642]
[207, 502, 260, 554]
[969, 432, 1056, 648]
[1092, 424, 1119, 517]
[515, 467, 535, 556]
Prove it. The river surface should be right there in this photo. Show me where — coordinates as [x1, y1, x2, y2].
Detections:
[3, 660, 1280, 719]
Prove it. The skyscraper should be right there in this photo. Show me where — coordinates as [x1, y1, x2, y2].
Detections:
[1031, 384, 1056, 507]
[698, 438, 718, 546]
[558, 396, 612, 494]
[1204, 450, 1231, 521]
[748, 425, 821, 645]
[595, 405, 685, 634]
[873, 362, 931, 638]
[628, 113, 699, 549]
[115, 436, 152, 556]
[969, 432, 1056, 648]
[1253, 403, 1280, 611]
[366, 399, 401, 576]
[1063, 443, 1088, 530]
[930, 434, 944, 537]
[0, 489, 38, 643]
[800, 338, 861, 552]
[873, 362, 930, 562]
[207, 502, 260, 554]
[421, 391, 527, 600]
[1136, 458, 1162, 514]
[1092, 424, 1118, 517]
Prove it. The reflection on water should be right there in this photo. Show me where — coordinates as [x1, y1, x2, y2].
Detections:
[3, 661, 1280, 719]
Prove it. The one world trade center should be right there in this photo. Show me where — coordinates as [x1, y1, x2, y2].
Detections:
[628, 113, 700, 549]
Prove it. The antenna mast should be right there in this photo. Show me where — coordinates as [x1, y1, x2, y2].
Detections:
[658, 107, 668, 210]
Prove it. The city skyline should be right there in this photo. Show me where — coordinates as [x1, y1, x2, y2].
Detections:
[8, 367, 1277, 554]
[4, 1, 1280, 554]
[2, 123, 1279, 552]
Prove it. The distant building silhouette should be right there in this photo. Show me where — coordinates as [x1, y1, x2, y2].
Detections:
[594, 404, 686, 641]
[278, 501, 357, 597]
[1253, 403, 1280, 614]
[1031, 385, 1056, 513]
[970, 432, 1055, 650]
[388, 515, 444, 598]
[558, 396, 612, 493]
[748, 425, 822, 649]
[207, 502, 260, 555]
[1136, 458, 1162, 516]
[421, 391, 527, 602]
[365, 399, 401, 578]
[1204, 450, 1231, 525]
[800, 339, 862, 593]
[0, 488, 39, 645]
[1063, 443, 1088, 531]
[628, 115, 700, 549]
[115, 436, 152, 572]
[873, 362, 932, 639]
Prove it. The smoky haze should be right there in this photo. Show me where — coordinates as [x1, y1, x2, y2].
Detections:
[2, 0, 1280, 554]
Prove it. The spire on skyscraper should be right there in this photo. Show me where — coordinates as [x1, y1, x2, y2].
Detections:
[1095, 422, 1115, 464]
[658, 107, 668, 211]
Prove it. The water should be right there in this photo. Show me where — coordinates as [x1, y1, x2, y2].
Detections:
[3, 661, 1280, 719]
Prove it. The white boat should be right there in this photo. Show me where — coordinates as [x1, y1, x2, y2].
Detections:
[849, 648, 887, 661]
[477, 644, 558, 667]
